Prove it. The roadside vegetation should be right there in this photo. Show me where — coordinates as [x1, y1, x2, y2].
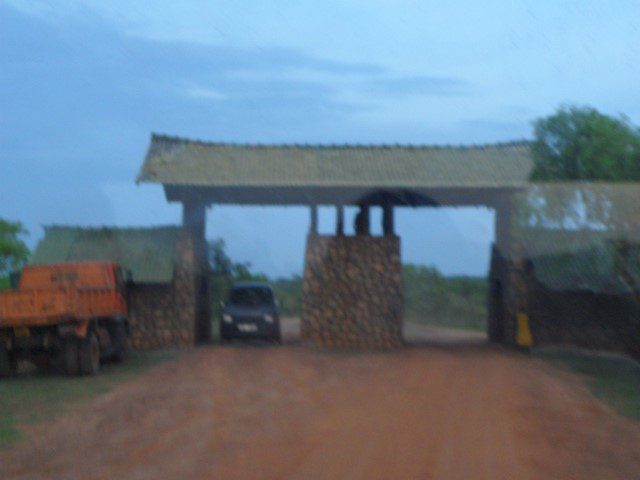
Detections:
[0, 349, 180, 448]
[403, 265, 487, 331]
[536, 348, 640, 421]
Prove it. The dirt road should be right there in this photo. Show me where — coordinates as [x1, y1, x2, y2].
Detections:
[2, 320, 639, 479]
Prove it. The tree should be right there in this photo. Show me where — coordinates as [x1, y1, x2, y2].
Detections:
[524, 106, 640, 231]
[208, 238, 253, 278]
[525, 105, 640, 293]
[0, 219, 29, 278]
[531, 105, 640, 182]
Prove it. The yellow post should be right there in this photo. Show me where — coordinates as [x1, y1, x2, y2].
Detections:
[516, 312, 533, 348]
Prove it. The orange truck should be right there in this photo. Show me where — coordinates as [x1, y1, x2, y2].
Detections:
[0, 261, 129, 377]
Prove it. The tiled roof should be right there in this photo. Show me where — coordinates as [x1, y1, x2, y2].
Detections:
[137, 134, 534, 189]
[31, 226, 182, 283]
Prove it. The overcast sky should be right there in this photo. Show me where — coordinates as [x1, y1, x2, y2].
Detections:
[2, 1, 639, 277]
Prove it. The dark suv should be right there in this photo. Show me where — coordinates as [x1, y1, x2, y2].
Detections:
[220, 282, 281, 343]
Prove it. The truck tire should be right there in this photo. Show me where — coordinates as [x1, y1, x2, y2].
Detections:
[110, 323, 127, 362]
[62, 339, 80, 376]
[78, 331, 100, 375]
[0, 343, 17, 378]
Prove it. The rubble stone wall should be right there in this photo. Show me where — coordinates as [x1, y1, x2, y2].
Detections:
[487, 243, 528, 347]
[488, 243, 640, 358]
[127, 232, 197, 349]
[301, 234, 403, 349]
[528, 281, 640, 358]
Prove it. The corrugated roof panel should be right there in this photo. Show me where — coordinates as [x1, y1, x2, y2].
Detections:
[31, 226, 182, 283]
[137, 134, 534, 188]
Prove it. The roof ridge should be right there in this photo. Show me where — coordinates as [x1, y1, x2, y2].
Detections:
[44, 224, 183, 232]
[151, 132, 532, 150]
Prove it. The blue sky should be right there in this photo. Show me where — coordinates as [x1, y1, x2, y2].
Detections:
[2, 1, 639, 277]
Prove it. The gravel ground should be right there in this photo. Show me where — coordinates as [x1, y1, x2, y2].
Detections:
[2, 318, 639, 480]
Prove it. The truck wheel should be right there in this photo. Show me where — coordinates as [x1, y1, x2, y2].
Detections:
[78, 331, 100, 375]
[0, 344, 17, 378]
[62, 339, 80, 376]
[111, 323, 127, 362]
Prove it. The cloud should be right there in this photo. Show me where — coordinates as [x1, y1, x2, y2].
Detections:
[185, 86, 226, 101]
[369, 75, 471, 97]
[457, 118, 531, 141]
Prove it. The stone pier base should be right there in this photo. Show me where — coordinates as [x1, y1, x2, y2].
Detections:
[301, 234, 403, 349]
[487, 243, 525, 347]
[128, 231, 197, 349]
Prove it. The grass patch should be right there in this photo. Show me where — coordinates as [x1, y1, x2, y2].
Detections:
[0, 349, 180, 448]
[404, 315, 486, 332]
[536, 347, 640, 421]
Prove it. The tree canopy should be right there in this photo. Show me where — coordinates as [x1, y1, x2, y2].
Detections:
[523, 106, 640, 233]
[522, 106, 640, 292]
[531, 105, 640, 181]
[0, 219, 29, 278]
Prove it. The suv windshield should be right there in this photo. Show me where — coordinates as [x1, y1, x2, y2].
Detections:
[228, 286, 274, 307]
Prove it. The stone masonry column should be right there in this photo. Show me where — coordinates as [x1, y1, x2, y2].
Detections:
[301, 233, 403, 349]
[182, 200, 212, 344]
[490, 192, 528, 347]
[172, 232, 198, 346]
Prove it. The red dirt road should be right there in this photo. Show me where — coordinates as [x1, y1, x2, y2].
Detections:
[2, 320, 639, 479]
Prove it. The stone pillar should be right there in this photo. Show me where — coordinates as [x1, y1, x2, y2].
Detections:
[301, 234, 403, 349]
[182, 200, 211, 344]
[487, 244, 506, 343]
[504, 243, 529, 346]
[172, 232, 198, 346]
[490, 193, 528, 347]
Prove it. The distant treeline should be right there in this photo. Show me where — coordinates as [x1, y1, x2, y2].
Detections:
[402, 264, 487, 331]
[209, 239, 487, 331]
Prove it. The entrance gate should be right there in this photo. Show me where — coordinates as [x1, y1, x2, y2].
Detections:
[138, 134, 533, 348]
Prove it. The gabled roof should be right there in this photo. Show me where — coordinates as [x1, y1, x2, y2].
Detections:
[31, 226, 182, 283]
[137, 134, 534, 189]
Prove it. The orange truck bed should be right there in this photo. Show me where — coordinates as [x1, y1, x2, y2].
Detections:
[0, 262, 127, 328]
[1, 262, 129, 377]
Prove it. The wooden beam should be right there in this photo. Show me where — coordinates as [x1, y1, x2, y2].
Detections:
[355, 204, 370, 236]
[310, 205, 318, 234]
[383, 204, 395, 236]
[336, 205, 345, 236]
[165, 185, 520, 208]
